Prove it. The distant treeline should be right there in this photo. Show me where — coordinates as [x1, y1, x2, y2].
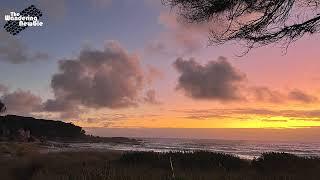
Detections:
[0, 115, 85, 141]
[0, 115, 140, 144]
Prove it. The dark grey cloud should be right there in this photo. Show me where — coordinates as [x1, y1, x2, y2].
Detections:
[44, 41, 145, 116]
[250, 87, 318, 104]
[0, 31, 49, 64]
[288, 89, 318, 103]
[250, 86, 284, 103]
[1, 90, 42, 115]
[173, 57, 246, 100]
[43, 98, 80, 119]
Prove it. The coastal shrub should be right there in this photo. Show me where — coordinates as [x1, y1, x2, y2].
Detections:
[0, 151, 320, 180]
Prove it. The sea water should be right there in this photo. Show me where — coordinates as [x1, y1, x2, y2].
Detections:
[46, 138, 320, 159]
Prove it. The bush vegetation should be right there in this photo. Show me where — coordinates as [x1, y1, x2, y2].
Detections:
[1, 150, 319, 180]
[0, 115, 85, 141]
[0, 115, 139, 144]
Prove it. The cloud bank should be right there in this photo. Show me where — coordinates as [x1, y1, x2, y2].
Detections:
[174, 57, 246, 101]
[1, 90, 42, 115]
[173, 57, 319, 104]
[0, 39, 162, 119]
[43, 41, 147, 116]
[288, 89, 318, 103]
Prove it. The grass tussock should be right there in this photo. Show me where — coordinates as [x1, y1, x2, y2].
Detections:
[0, 142, 40, 157]
[0, 150, 320, 180]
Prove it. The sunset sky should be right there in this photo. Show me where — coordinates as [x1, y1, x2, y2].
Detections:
[1, 0, 320, 140]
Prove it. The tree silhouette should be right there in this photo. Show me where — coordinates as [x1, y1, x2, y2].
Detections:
[0, 100, 6, 115]
[162, 0, 320, 50]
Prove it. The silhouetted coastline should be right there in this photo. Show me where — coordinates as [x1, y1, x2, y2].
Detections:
[0, 115, 140, 144]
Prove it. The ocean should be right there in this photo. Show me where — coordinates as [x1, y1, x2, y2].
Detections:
[47, 138, 320, 159]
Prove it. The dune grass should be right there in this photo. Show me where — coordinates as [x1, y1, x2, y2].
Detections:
[0, 149, 320, 180]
